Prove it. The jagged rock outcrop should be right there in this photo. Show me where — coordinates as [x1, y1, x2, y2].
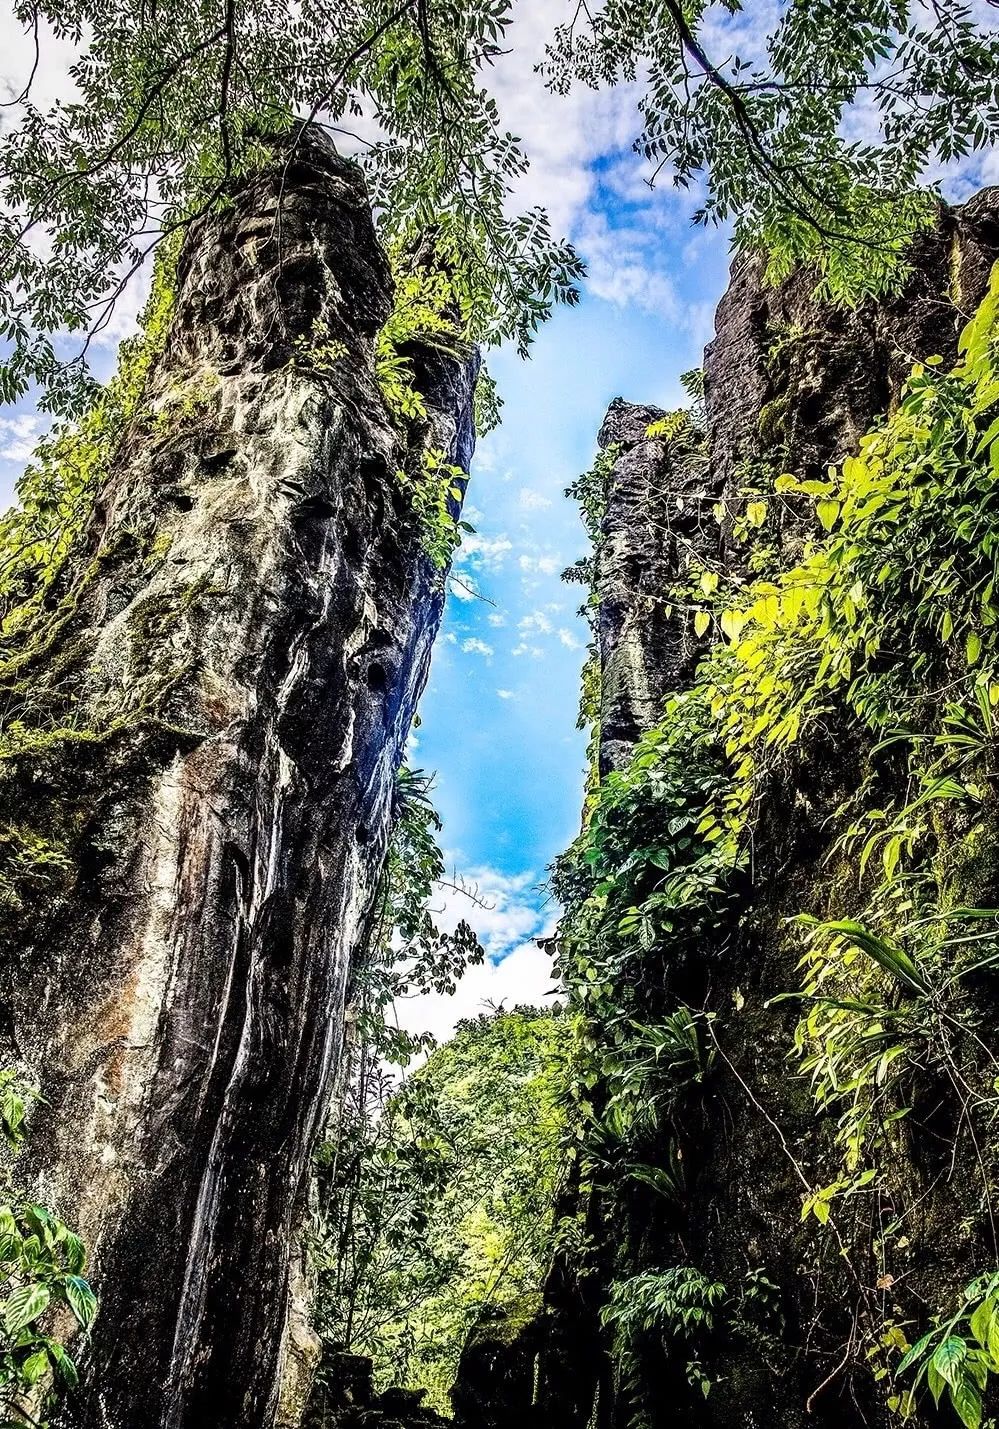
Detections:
[594, 400, 709, 773]
[594, 190, 999, 787]
[544, 190, 999, 1429]
[0, 129, 475, 1429]
[302, 1351, 450, 1429]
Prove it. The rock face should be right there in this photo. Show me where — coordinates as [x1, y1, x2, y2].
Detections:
[0, 130, 475, 1429]
[594, 191, 999, 794]
[594, 400, 712, 774]
[545, 191, 999, 1429]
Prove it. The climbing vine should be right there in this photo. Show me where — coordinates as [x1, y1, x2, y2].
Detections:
[556, 264, 999, 1428]
[0, 1071, 97, 1427]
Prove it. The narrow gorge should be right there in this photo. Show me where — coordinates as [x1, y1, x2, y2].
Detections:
[4, 108, 999, 1429]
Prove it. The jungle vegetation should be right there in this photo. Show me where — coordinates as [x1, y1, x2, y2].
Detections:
[3, 4, 999, 1429]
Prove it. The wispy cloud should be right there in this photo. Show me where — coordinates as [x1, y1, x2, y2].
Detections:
[394, 864, 559, 1046]
[0, 413, 45, 463]
[519, 486, 552, 510]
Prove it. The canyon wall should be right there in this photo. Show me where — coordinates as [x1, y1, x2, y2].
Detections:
[541, 190, 999, 1429]
[0, 129, 475, 1429]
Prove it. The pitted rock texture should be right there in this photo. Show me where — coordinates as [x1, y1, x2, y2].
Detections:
[593, 190, 999, 782]
[595, 399, 715, 773]
[0, 129, 475, 1429]
[706, 189, 999, 525]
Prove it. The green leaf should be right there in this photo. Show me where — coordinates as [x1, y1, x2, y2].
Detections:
[20, 1349, 49, 1386]
[4, 1282, 50, 1335]
[816, 498, 840, 531]
[969, 1296, 996, 1352]
[897, 1330, 935, 1374]
[694, 610, 711, 638]
[720, 609, 744, 642]
[927, 1359, 947, 1407]
[949, 1373, 983, 1429]
[63, 1275, 98, 1330]
[932, 1336, 969, 1390]
[45, 1338, 78, 1387]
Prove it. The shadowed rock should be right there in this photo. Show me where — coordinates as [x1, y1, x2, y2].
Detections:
[0, 128, 476, 1429]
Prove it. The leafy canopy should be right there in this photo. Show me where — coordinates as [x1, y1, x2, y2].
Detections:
[0, 0, 582, 414]
[543, 0, 999, 302]
[315, 1007, 572, 1413]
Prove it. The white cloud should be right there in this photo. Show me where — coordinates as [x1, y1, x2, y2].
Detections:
[449, 580, 479, 602]
[487, 611, 507, 627]
[0, 413, 46, 463]
[519, 486, 552, 510]
[394, 863, 560, 1046]
[496, 688, 516, 700]
[558, 627, 582, 650]
[395, 939, 559, 1046]
[428, 865, 550, 959]
[455, 532, 513, 570]
[519, 610, 554, 636]
[461, 637, 493, 658]
[518, 554, 561, 576]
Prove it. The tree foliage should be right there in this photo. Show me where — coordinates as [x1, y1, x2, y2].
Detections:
[543, 0, 999, 302]
[314, 1006, 572, 1412]
[0, 0, 582, 414]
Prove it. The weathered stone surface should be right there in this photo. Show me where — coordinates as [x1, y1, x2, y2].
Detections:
[550, 190, 999, 1429]
[706, 191, 999, 521]
[0, 128, 475, 1429]
[594, 191, 999, 784]
[594, 399, 714, 773]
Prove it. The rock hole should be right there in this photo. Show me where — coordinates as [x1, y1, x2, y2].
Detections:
[366, 660, 387, 692]
[203, 449, 237, 474]
[355, 822, 370, 845]
[296, 494, 336, 520]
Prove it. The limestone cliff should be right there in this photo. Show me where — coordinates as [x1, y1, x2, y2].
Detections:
[0, 129, 476, 1429]
[544, 190, 999, 1429]
[596, 190, 999, 782]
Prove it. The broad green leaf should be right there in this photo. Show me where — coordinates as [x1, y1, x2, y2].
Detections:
[4, 1282, 50, 1335]
[949, 1374, 983, 1429]
[20, 1349, 49, 1386]
[816, 499, 840, 531]
[932, 1336, 969, 1390]
[970, 1296, 996, 1352]
[63, 1275, 98, 1330]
